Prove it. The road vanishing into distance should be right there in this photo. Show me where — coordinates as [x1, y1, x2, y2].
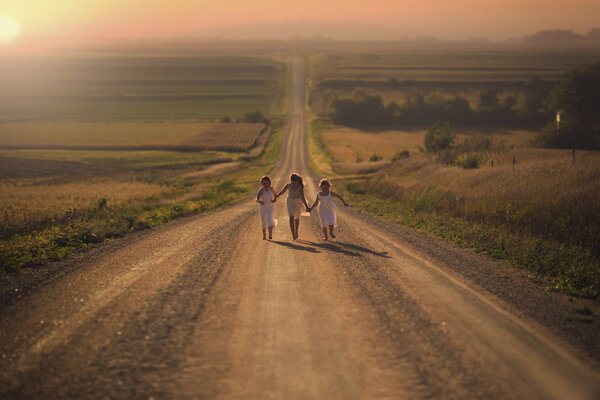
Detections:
[1, 58, 599, 399]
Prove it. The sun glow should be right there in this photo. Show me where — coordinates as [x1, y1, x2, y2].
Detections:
[0, 14, 21, 44]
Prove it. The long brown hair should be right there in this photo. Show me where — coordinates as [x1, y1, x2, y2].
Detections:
[290, 173, 304, 188]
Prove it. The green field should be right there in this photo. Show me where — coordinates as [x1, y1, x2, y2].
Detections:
[0, 43, 291, 271]
[0, 55, 288, 121]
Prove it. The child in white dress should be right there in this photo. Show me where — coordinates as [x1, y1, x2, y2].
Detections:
[256, 175, 277, 240]
[273, 173, 310, 240]
[308, 179, 349, 240]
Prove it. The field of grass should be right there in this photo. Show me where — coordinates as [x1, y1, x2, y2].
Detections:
[0, 117, 287, 272]
[341, 147, 600, 298]
[317, 123, 538, 174]
[0, 122, 266, 152]
[0, 179, 171, 237]
[0, 44, 291, 272]
[0, 55, 287, 121]
[0, 149, 229, 168]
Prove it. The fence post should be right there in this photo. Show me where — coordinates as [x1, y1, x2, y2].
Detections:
[512, 155, 516, 167]
[572, 148, 575, 164]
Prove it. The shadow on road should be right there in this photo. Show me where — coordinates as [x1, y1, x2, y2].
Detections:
[296, 240, 391, 258]
[298, 240, 360, 256]
[334, 241, 391, 258]
[270, 240, 321, 253]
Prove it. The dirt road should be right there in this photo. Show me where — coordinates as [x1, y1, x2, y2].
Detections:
[1, 58, 598, 399]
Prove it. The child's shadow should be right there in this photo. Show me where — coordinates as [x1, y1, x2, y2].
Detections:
[334, 241, 391, 258]
[299, 240, 391, 258]
[304, 241, 360, 256]
[270, 240, 321, 253]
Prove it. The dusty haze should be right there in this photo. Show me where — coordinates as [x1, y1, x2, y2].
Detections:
[2, 0, 600, 47]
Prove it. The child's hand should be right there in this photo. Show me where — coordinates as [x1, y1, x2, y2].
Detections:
[306, 206, 311, 212]
[271, 198, 277, 203]
[343, 202, 349, 207]
[257, 200, 264, 205]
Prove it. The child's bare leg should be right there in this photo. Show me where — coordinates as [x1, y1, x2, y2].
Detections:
[262, 228, 267, 240]
[295, 218, 300, 239]
[268, 226, 273, 239]
[329, 225, 336, 239]
[289, 216, 295, 239]
[322, 227, 328, 240]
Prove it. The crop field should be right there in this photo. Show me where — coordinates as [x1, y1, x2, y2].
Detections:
[0, 117, 286, 270]
[318, 125, 537, 173]
[0, 43, 290, 270]
[0, 54, 288, 121]
[0, 149, 227, 169]
[0, 118, 273, 240]
[309, 46, 600, 115]
[0, 122, 266, 152]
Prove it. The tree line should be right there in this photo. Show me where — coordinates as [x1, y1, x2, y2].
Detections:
[330, 77, 550, 128]
[330, 63, 600, 150]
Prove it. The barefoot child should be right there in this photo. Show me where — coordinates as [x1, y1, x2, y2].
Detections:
[308, 179, 349, 240]
[273, 173, 310, 240]
[256, 176, 277, 240]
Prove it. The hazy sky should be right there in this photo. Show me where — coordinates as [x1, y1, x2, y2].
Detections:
[2, 0, 600, 44]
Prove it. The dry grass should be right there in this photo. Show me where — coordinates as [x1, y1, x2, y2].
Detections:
[0, 149, 228, 169]
[0, 122, 265, 152]
[321, 127, 538, 174]
[0, 179, 171, 238]
[373, 147, 600, 250]
[343, 146, 600, 296]
[322, 128, 425, 163]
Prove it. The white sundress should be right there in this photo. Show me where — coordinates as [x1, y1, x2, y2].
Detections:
[286, 185, 304, 218]
[317, 192, 336, 228]
[258, 188, 277, 229]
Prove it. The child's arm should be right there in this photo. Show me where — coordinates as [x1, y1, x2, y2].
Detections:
[256, 188, 264, 205]
[300, 188, 310, 210]
[332, 191, 349, 206]
[274, 184, 289, 199]
[308, 195, 319, 212]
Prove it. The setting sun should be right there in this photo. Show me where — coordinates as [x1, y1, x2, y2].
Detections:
[0, 14, 21, 44]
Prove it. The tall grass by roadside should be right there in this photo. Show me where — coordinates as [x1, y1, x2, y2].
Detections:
[342, 150, 600, 298]
[0, 180, 246, 272]
[0, 180, 171, 239]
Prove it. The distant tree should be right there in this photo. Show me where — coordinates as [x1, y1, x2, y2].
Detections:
[424, 122, 456, 154]
[330, 94, 395, 126]
[443, 97, 471, 119]
[525, 29, 583, 44]
[478, 88, 503, 109]
[503, 94, 518, 111]
[522, 76, 549, 114]
[539, 63, 600, 149]
[221, 115, 232, 123]
[243, 110, 265, 123]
